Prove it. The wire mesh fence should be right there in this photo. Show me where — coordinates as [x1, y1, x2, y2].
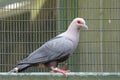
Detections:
[0, 0, 120, 74]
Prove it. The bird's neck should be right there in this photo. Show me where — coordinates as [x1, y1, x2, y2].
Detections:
[64, 25, 80, 42]
[57, 26, 80, 49]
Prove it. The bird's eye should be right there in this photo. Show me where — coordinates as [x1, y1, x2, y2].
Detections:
[77, 20, 83, 24]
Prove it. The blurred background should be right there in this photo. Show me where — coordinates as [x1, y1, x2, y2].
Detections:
[0, 0, 120, 72]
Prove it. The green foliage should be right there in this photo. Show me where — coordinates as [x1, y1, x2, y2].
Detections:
[30, 0, 46, 20]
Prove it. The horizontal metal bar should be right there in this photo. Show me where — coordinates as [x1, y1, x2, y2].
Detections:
[0, 72, 120, 76]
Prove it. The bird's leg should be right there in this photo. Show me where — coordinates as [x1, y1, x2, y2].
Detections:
[61, 63, 70, 72]
[50, 66, 70, 77]
[45, 61, 70, 76]
[62, 63, 69, 70]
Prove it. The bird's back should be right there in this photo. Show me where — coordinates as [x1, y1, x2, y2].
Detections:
[18, 36, 74, 65]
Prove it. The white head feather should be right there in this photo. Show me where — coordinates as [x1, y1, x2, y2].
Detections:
[58, 18, 88, 48]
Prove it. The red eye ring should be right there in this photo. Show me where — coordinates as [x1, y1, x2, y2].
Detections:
[77, 20, 83, 24]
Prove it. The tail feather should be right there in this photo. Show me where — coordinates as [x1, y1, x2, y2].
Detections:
[9, 64, 30, 72]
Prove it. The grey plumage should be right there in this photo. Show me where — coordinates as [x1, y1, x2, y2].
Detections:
[9, 18, 88, 73]
[19, 36, 74, 64]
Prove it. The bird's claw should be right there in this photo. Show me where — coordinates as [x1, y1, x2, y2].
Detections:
[52, 67, 70, 77]
[51, 63, 70, 77]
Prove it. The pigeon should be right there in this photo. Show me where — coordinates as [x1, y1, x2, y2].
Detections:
[9, 18, 88, 76]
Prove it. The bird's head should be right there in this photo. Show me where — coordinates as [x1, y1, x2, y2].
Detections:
[72, 18, 88, 30]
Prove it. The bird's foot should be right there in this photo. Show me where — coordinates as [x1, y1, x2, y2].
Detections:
[51, 67, 70, 77]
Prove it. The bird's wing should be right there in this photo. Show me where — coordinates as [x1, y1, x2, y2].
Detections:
[18, 36, 74, 65]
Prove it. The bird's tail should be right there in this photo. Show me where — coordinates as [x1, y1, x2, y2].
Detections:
[9, 64, 30, 73]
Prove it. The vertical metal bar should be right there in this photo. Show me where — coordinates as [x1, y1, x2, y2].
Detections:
[56, 0, 60, 34]
[100, 0, 103, 72]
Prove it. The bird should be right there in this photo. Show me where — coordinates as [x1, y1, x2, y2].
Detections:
[9, 18, 88, 76]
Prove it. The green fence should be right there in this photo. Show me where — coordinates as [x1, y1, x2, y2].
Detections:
[0, 72, 120, 80]
[0, 0, 120, 74]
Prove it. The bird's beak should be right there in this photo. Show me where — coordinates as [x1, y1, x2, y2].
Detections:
[82, 24, 88, 30]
